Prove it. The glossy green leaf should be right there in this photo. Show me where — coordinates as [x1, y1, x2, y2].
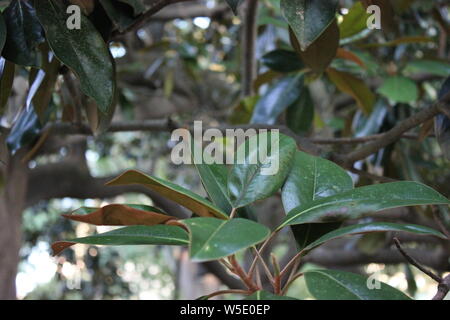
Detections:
[339, 2, 370, 39]
[228, 132, 297, 208]
[286, 89, 314, 135]
[225, 0, 244, 14]
[279, 181, 450, 229]
[183, 217, 270, 262]
[251, 74, 303, 125]
[245, 291, 298, 300]
[35, 0, 116, 114]
[106, 170, 228, 219]
[193, 147, 233, 214]
[302, 222, 446, 254]
[51, 225, 189, 255]
[281, 0, 338, 51]
[378, 76, 418, 103]
[0, 58, 15, 114]
[99, 0, 137, 32]
[282, 151, 353, 212]
[304, 269, 412, 300]
[282, 151, 353, 249]
[2, 0, 45, 67]
[261, 49, 304, 73]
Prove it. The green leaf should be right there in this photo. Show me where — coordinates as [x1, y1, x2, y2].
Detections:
[339, 2, 370, 39]
[225, 0, 244, 14]
[281, 0, 338, 51]
[286, 89, 314, 135]
[302, 222, 446, 254]
[106, 170, 228, 219]
[279, 181, 450, 229]
[304, 269, 412, 300]
[99, 0, 137, 32]
[282, 151, 353, 249]
[405, 60, 450, 78]
[2, 0, 45, 67]
[193, 148, 233, 214]
[261, 49, 304, 73]
[228, 132, 297, 208]
[0, 58, 15, 114]
[183, 217, 270, 262]
[51, 225, 189, 255]
[35, 0, 116, 114]
[251, 75, 303, 125]
[282, 151, 353, 212]
[378, 76, 418, 103]
[244, 291, 298, 300]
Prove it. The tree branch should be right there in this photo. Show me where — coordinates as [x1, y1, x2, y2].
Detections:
[114, 0, 194, 36]
[241, 0, 258, 97]
[334, 102, 444, 166]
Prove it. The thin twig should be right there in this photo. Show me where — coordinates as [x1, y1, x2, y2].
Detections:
[252, 247, 274, 283]
[229, 255, 259, 291]
[393, 238, 442, 283]
[247, 231, 278, 278]
[206, 289, 251, 300]
[229, 207, 237, 219]
[115, 0, 194, 36]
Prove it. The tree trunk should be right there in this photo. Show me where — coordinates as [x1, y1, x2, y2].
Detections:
[0, 143, 28, 299]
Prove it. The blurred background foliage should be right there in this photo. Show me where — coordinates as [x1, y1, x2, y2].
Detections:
[0, 0, 449, 299]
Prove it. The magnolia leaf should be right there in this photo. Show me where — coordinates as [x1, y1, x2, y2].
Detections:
[183, 217, 270, 262]
[304, 269, 411, 300]
[281, 0, 338, 51]
[251, 75, 304, 125]
[106, 170, 228, 219]
[302, 222, 446, 254]
[228, 132, 297, 208]
[327, 68, 375, 114]
[35, 0, 116, 114]
[378, 76, 418, 103]
[62, 204, 175, 226]
[290, 21, 340, 74]
[2, 0, 45, 67]
[279, 182, 450, 229]
[52, 225, 189, 256]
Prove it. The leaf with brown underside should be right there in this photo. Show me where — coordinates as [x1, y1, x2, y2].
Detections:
[106, 170, 229, 219]
[62, 204, 175, 226]
[52, 241, 76, 256]
[336, 48, 365, 68]
[290, 20, 339, 74]
[326, 68, 375, 114]
[51, 225, 189, 256]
